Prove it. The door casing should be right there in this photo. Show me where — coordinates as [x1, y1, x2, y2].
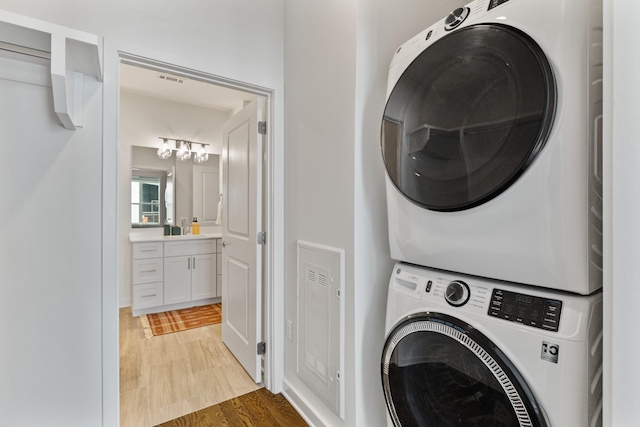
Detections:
[101, 39, 281, 425]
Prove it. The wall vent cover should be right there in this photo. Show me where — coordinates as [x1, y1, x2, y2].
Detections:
[156, 73, 184, 84]
[296, 241, 345, 420]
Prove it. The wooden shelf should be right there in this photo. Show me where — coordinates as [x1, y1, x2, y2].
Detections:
[0, 9, 102, 130]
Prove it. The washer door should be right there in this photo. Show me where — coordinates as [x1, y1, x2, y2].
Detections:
[381, 24, 556, 211]
[381, 313, 548, 427]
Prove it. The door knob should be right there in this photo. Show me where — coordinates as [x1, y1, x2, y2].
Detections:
[222, 241, 230, 247]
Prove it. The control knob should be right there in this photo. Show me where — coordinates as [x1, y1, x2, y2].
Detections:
[444, 7, 470, 31]
[445, 280, 470, 307]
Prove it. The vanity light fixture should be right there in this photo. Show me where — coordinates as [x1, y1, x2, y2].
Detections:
[157, 137, 209, 162]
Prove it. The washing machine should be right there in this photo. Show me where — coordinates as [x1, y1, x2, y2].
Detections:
[381, 263, 602, 426]
[381, 0, 603, 295]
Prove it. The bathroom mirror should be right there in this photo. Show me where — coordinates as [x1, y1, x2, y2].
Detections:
[131, 146, 219, 228]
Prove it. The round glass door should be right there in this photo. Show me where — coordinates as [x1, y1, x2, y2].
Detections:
[381, 313, 548, 427]
[381, 24, 556, 211]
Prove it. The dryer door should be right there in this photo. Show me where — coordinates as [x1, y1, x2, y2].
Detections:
[381, 24, 555, 211]
[381, 313, 548, 427]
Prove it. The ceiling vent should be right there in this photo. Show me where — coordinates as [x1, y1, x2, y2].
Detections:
[157, 73, 184, 84]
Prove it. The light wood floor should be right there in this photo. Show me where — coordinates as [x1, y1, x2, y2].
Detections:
[119, 307, 260, 427]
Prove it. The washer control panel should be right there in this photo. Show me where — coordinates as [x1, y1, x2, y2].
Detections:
[444, 281, 470, 307]
[488, 289, 563, 332]
[428, 276, 490, 311]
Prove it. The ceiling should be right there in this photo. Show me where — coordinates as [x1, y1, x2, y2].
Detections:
[119, 63, 257, 112]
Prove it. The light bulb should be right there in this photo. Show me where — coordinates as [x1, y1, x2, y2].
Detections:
[194, 144, 209, 163]
[157, 139, 172, 159]
[176, 140, 191, 161]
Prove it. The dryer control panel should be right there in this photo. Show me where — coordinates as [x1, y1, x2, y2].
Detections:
[488, 0, 512, 11]
[488, 289, 563, 332]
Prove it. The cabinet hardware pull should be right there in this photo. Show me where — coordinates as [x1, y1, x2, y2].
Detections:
[188, 258, 191, 269]
[141, 269, 156, 273]
[141, 249, 155, 252]
[193, 257, 196, 269]
[141, 294, 157, 298]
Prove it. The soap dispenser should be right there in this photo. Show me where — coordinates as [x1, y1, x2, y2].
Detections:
[192, 217, 200, 235]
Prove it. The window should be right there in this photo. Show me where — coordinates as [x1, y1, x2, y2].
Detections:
[131, 170, 168, 227]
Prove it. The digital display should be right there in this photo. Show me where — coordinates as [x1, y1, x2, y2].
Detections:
[488, 0, 512, 11]
[488, 289, 562, 332]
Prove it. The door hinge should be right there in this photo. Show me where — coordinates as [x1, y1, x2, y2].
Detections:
[258, 121, 267, 135]
[257, 231, 266, 245]
[257, 341, 266, 355]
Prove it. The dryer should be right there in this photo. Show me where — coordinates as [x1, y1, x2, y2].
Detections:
[382, 263, 602, 427]
[381, 0, 603, 294]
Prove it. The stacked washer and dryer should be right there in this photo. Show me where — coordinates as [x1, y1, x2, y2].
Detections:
[380, 0, 603, 426]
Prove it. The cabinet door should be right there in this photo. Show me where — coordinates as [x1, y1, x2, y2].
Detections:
[164, 256, 191, 304]
[192, 253, 217, 300]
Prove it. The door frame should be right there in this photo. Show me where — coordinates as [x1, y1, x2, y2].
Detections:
[101, 38, 282, 425]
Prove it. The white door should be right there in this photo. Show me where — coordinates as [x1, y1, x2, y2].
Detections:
[221, 98, 264, 383]
[193, 165, 220, 226]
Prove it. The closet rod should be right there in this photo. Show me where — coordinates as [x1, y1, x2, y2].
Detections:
[0, 41, 51, 60]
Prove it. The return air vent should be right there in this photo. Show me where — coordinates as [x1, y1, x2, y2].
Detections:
[157, 73, 184, 84]
[297, 241, 345, 420]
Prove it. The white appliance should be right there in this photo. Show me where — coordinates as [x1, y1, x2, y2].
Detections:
[381, 0, 603, 294]
[382, 263, 602, 427]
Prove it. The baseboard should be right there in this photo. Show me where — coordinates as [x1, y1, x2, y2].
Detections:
[282, 379, 329, 427]
[119, 297, 132, 308]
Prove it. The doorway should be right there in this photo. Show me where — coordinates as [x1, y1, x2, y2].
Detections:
[114, 56, 275, 426]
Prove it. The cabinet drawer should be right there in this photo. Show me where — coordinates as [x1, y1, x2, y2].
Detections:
[132, 282, 164, 309]
[133, 258, 164, 284]
[133, 242, 164, 259]
[164, 239, 215, 257]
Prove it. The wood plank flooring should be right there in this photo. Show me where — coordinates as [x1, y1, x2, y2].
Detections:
[156, 388, 309, 427]
[119, 307, 260, 426]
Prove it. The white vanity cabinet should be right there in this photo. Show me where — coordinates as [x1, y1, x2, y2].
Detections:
[164, 239, 217, 304]
[131, 237, 220, 316]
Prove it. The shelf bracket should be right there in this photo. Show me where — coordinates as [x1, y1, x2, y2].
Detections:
[0, 10, 103, 131]
[50, 34, 85, 129]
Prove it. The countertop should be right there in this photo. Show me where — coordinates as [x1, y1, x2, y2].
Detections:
[130, 232, 222, 243]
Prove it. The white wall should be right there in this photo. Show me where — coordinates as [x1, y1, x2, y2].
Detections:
[119, 91, 226, 307]
[120, 91, 232, 155]
[0, 1, 284, 90]
[0, 63, 103, 427]
[604, 1, 640, 425]
[0, 1, 284, 425]
[283, 0, 357, 423]
[283, 1, 466, 426]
